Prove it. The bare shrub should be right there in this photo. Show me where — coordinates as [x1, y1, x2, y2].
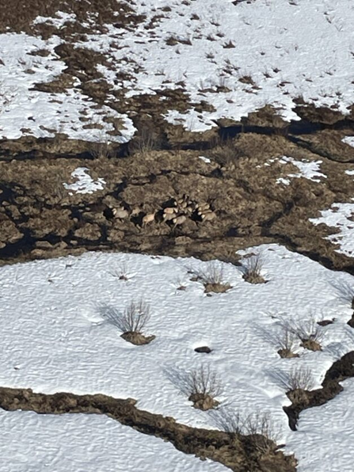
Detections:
[271, 324, 299, 358]
[212, 407, 243, 436]
[109, 262, 130, 281]
[119, 300, 151, 333]
[129, 125, 161, 155]
[286, 366, 315, 391]
[89, 140, 112, 159]
[102, 301, 154, 345]
[185, 364, 223, 410]
[213, 408, 280, 454]
[281, 315, 325, 351]
[208, 138, 243, 167]
[242, 254, 266, 284]
[243, 411, 280, 453]
[193, 262, 232, 293]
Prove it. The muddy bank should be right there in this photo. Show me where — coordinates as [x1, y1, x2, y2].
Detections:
[0, 386, 296, 472]
[284, 351, 354, 431]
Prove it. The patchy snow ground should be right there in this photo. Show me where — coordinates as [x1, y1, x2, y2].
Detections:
[278, 156, 325, 184]
[310, 203, 354, 257]
[263, 156, 325, 185]
[1, 244, 354, 470]
[0, 409, 227, 472]
[1, 0, 354, 139]
[0, 33, 134, 142]
[63, 167, 106, 195]
[76, 0, 354, 131]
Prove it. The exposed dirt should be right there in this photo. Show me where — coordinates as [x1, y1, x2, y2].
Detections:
[284, 350, 354, 431]
[1, 128, 354, 278]
[121, 331, 156, 345]
[0, 386, 297, 472]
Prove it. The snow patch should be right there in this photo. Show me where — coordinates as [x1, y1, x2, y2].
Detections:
[0, 410, 227, 472]
[310, 202, 354, 257]
[63, 167, 106, 194]
[0, 33, 135, 142]
[342, 136, 354, 147]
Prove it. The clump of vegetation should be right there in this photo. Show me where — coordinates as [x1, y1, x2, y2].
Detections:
[286, 366, 315, 391]
[242, 254, 266, 284]
[281, 315, 325, 351]
[191, 262, 232, 293]
[214, 408, 280, 455]
[275, 324, 299, 359]
[185, 365, 223, 410]
[103, 300, 155, 345]
[109, 262, 130, 281]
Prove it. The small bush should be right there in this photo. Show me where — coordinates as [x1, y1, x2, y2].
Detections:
[281, 315, 325, 351]
[102, 300, 155, 345]
[129, 125, 161, 155]
[286, 366, 315, 391]
[193, 262, 232, 293]
[242, 254, 266, 284]
[109, 262, 130, 281]
[331, 279, 354, 309]
[214, 408, 280, 454]
[185, 364, 223, 410]
[274, 324, 299, 358]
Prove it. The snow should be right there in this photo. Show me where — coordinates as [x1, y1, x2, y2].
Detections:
[310, 202, 354, 257]
[1, 244, 354, 470]
[0, 33, 134, 142]
[286, 378, 354, 472]
[264, 156, 325, 185]
[199, 155, 212, 163]
[0, 409, 227, 472]
[342, 136, 354, 147]
[33, 11, 76, 28]
[63, 167, 106, 194]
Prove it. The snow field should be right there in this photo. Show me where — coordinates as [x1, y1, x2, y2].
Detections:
[0, 409, 227, 472]
[0, 244, 354, 470]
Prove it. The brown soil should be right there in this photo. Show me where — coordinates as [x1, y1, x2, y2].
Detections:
[243, 272, 266, 284]
[121, 331, 156, 345]
[1, 127, 354, 278]
[300, 339, 322, 351]
[0, 386, 297, 472]
[284, 350, 354, 431]
[204, 282, 232, 293]
[278, 349, 299, 359]
[188, 393, 219, 411]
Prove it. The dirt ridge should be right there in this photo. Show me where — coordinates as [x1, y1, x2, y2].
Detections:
[284, 351, 354, 431]
[0, 386, 296, 472]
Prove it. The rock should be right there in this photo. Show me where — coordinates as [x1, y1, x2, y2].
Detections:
[194, 346, 212, 354]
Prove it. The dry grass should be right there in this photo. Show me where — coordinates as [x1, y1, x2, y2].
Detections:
[185, 364, 223, 410]
[192, 262, 232, 293]
[214, 408, 280, 454]
[101, 300, 155, 345]
[242, 253, 266, 284]
[286, 366, 315, 391]
[273, 324, 299, 358]
[281, 314, 325, 351]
